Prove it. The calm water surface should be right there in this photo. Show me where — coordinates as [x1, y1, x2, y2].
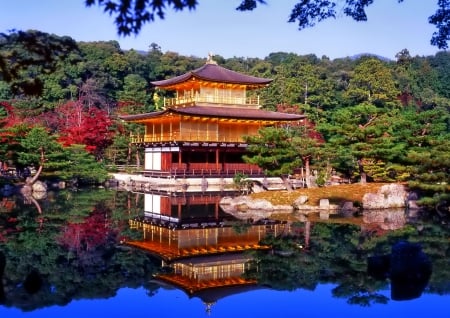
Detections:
[0, 188, 448, 317]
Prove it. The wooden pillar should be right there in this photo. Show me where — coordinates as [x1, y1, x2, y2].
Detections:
[168, 152, 173, 171]
[152, 123, 155, 141]
[186, 149, 190, 172]
[222, 150, 226, 172]
[216, 148, 219, 170]
[215, 202, 219, 219]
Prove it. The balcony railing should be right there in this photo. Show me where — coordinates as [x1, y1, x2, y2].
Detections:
[142, 163, 264, 178]
[129, 133, 245, 144]
[164, 95, 260, 107]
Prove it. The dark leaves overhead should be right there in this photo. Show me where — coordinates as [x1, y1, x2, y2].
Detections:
[0, 30, 79, 95]
[288, 0, 337, 29]
[236, 0, 266, 11]
[288, 0, 407, 28]
[342, 0, 374, 21]
[85, 0, 199, 36]
[429, 0, 450, 49]
[86, 0, 449, 50]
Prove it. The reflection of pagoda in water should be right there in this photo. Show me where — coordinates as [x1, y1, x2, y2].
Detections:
[126, 192, 289, 312]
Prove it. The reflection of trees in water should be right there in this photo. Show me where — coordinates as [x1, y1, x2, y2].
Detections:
[57, 203, 117, 261]
[0, 189, 448, 310]
[0, 190, 159, 311]
[247, 219, 448, 306]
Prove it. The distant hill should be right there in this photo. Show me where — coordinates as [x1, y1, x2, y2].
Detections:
[349, 53, 392, 62]
[127, 48, 393, 62]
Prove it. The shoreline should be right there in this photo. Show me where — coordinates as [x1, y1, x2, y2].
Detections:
[109, 173, 294, 193]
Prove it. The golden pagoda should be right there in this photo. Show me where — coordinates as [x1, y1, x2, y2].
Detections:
[120, 55, 305, 178]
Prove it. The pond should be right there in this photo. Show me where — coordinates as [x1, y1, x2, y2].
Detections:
[0, 188, 449, 317]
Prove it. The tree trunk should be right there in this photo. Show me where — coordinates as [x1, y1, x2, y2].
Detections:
[357, 158, 367, 184]
[303, 157, 315, 188]
[26, 147, 45, 186]
[127, 143, 132, 165]
[26, 164, 43, 186]
[135, 150, 140, 169]
[281, 175, 293, 192]
[24, 194, 42, 214]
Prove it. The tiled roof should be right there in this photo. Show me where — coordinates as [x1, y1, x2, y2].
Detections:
[119, 106, 305, 122]
[151, 63, 272, 87]
[173, 106, 304, 120]
[119, 110, 165, 121]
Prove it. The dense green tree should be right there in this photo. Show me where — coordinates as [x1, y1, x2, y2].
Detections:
[145, 43, 164, 79]
[59, 144, 109, 183]
[0, 30, 79, 96]
[4, 125, 108, 185]
[243, 124, 323, 188]
[0, 81, 12, 100]
[429, 51, 450, 99]
[394, 50, 443, 108]
[398, 105, 450, 210]
[257, 54, 335, 113]
[17, 126, 65, 184]
[117, 74, 151, 113]
[289, 125, 324, 187]
[0, 123, 28, 175]
[318, 103, 400, 183]
[104, 132, 133, 167]
[156, 51, 203, 79]
[77, 41, 124, 109]
[39, 50, 85, 107]
[344, 58, 400, 108]
[243, 126, 302, 189]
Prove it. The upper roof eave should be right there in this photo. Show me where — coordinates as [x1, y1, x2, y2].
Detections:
[151, 63, 272, 88]
[118, 110, 167, 121]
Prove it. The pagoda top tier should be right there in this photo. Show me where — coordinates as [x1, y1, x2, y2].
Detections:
[151, 55, 272, 90]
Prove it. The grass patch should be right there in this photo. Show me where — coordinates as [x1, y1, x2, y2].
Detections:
[251, 183, 392, 206]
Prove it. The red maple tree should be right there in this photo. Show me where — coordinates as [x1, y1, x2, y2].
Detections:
[54, 100, 115, 159]
[0, 101, 20, 128]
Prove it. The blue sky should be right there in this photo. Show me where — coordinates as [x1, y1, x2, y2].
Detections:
[0, 0, 444, 60]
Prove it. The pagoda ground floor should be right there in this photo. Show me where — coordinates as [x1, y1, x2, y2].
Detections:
[109, 144, 307, 192]
[142, 144, 265, 178]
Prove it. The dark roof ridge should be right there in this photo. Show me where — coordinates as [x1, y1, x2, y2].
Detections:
[151, 63, 272, 87]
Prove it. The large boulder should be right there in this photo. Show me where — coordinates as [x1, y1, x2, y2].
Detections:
[362, 184, 408, 209]
[294, 195, 308, 206]
[23, 179, 48, 193]
[32, 180, 48, 199]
